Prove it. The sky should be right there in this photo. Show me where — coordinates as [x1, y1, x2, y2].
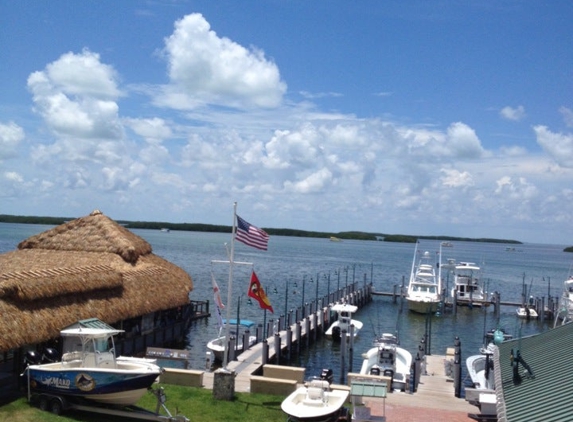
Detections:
[1, 1, 572, 245]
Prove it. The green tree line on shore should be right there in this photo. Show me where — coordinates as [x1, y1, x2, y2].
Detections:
[0, 214, 530, 246]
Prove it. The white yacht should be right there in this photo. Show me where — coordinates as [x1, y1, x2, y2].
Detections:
[405, 244, 441, 314]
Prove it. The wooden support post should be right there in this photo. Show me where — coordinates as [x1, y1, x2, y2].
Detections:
[262, 339, 269, 365]
[286, 325, 292, 361]
[243, 330, 250, 353]
[274, 332, 281, 365]
[296, 321, 302, 354]
[340, 330, 347, 385]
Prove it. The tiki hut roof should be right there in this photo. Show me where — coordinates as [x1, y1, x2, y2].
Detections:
[0, 210, 193, 352]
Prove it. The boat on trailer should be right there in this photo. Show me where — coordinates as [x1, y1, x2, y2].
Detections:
[23, 323, 161, 407]
[281, 370, 349, 422]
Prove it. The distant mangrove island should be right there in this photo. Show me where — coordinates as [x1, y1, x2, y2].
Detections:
[0, 213, 532, 248]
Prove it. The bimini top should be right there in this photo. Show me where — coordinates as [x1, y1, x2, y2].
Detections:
[331, 303, 358, 313]
[222, 319, 256, 328]
[60, 327, 124, 338]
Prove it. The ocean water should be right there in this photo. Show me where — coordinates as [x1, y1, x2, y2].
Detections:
[2, 222, 571, 378]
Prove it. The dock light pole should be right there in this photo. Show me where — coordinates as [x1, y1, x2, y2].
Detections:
[301, 275, 307, 318]
[325, 272, 331, 305]
[314, 272, 320, 310]
[284, 279, 289, 320]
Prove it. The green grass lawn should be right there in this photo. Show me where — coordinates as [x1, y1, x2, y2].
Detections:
[0, 384, 288, 422]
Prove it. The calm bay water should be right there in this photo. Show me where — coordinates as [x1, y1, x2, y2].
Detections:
[2, 222, 572, 377]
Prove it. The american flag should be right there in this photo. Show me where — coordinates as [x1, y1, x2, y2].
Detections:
[236, 215, 269, 251]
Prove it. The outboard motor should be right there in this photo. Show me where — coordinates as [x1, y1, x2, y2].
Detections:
[320, 368, 333, 384]
[42, 347, 59, 363]
[332, 326, 341, 341]
[24, 350, 41, 366]
[383, 369, 394, 378]
[370, 366, 381, 376]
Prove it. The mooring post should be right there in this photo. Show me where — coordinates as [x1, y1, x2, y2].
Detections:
[296, 321, 302, 354]
[286, 325, 292, 361]
[454, 336, 462, 398]
[349, 325, 354, 373]
[340, 330, 347, 384]
[229, 336, 236, 362]
[274, 332, 281, 365]
[414, 353, 421, 390]
[262, 339, 268, 365]
[243, 330, 250, 353]
[305, 317, 311, 347]
[256, 324, 262, 344]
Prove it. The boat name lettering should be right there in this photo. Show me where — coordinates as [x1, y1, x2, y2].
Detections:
[43, 377, 71, 389]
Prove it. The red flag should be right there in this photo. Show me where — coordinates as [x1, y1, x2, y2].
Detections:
[248, 271, 273, 313]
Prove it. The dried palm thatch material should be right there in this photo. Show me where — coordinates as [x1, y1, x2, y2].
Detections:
[0, 263, 122, 301]
[0, 210, 193, 352]
[18, 209, 151, 264]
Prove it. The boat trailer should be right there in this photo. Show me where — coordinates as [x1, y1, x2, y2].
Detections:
[27, 386, 189, 422]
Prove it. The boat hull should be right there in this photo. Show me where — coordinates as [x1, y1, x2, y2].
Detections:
[281, 385, 349, 421]
[466, 354, 494, 390]
[406, 298, 439, 314]
[324, 319, 363, 340]
[359, 342, 412, 392]
[206, 335, 257, 362]
[27, 366, 160, 406]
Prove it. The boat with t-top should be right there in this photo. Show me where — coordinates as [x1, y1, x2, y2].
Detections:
[324, 303, 363, 340]
[23, 321, 161, 406]
[359, 333, 412, 392]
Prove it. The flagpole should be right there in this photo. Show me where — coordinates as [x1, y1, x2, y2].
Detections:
[222, 202, 238, 370]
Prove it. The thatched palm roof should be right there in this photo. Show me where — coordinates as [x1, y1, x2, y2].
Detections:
[0, 210, 193, 352]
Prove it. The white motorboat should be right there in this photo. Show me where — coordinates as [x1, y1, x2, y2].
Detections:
[466, 344, 495, 390]
[466, 328, 511, 391]
[405, 244, 441, 314]
[451, 261, 489, 307]
[281, 378, 349, 422]
[359, 333, 412, 392]
[23, 322, 161, 406]
[206, 319, 257, 362]
[325, 303, 363, 340]
[555, 276, 573, 324]
[516, 306, 538, 319]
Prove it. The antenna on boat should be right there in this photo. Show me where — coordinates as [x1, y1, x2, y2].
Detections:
[409, 240, 419, 283]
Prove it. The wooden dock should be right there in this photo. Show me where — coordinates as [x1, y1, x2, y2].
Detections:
[360, 354, 477, 421]
[202, 284, 372, 390]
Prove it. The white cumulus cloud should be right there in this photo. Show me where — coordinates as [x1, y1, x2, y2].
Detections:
[534, 125, 573, 168]
[160, 13, 286, 109]
[27, 49, 123, 140]
[559, 106, 573, 128]
[500, 105, 526, 121]
[0, 121, 25, 160]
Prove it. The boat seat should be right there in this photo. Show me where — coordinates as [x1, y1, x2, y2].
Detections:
[308, 379, 330, 390]
[304, 387, 325, 405]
